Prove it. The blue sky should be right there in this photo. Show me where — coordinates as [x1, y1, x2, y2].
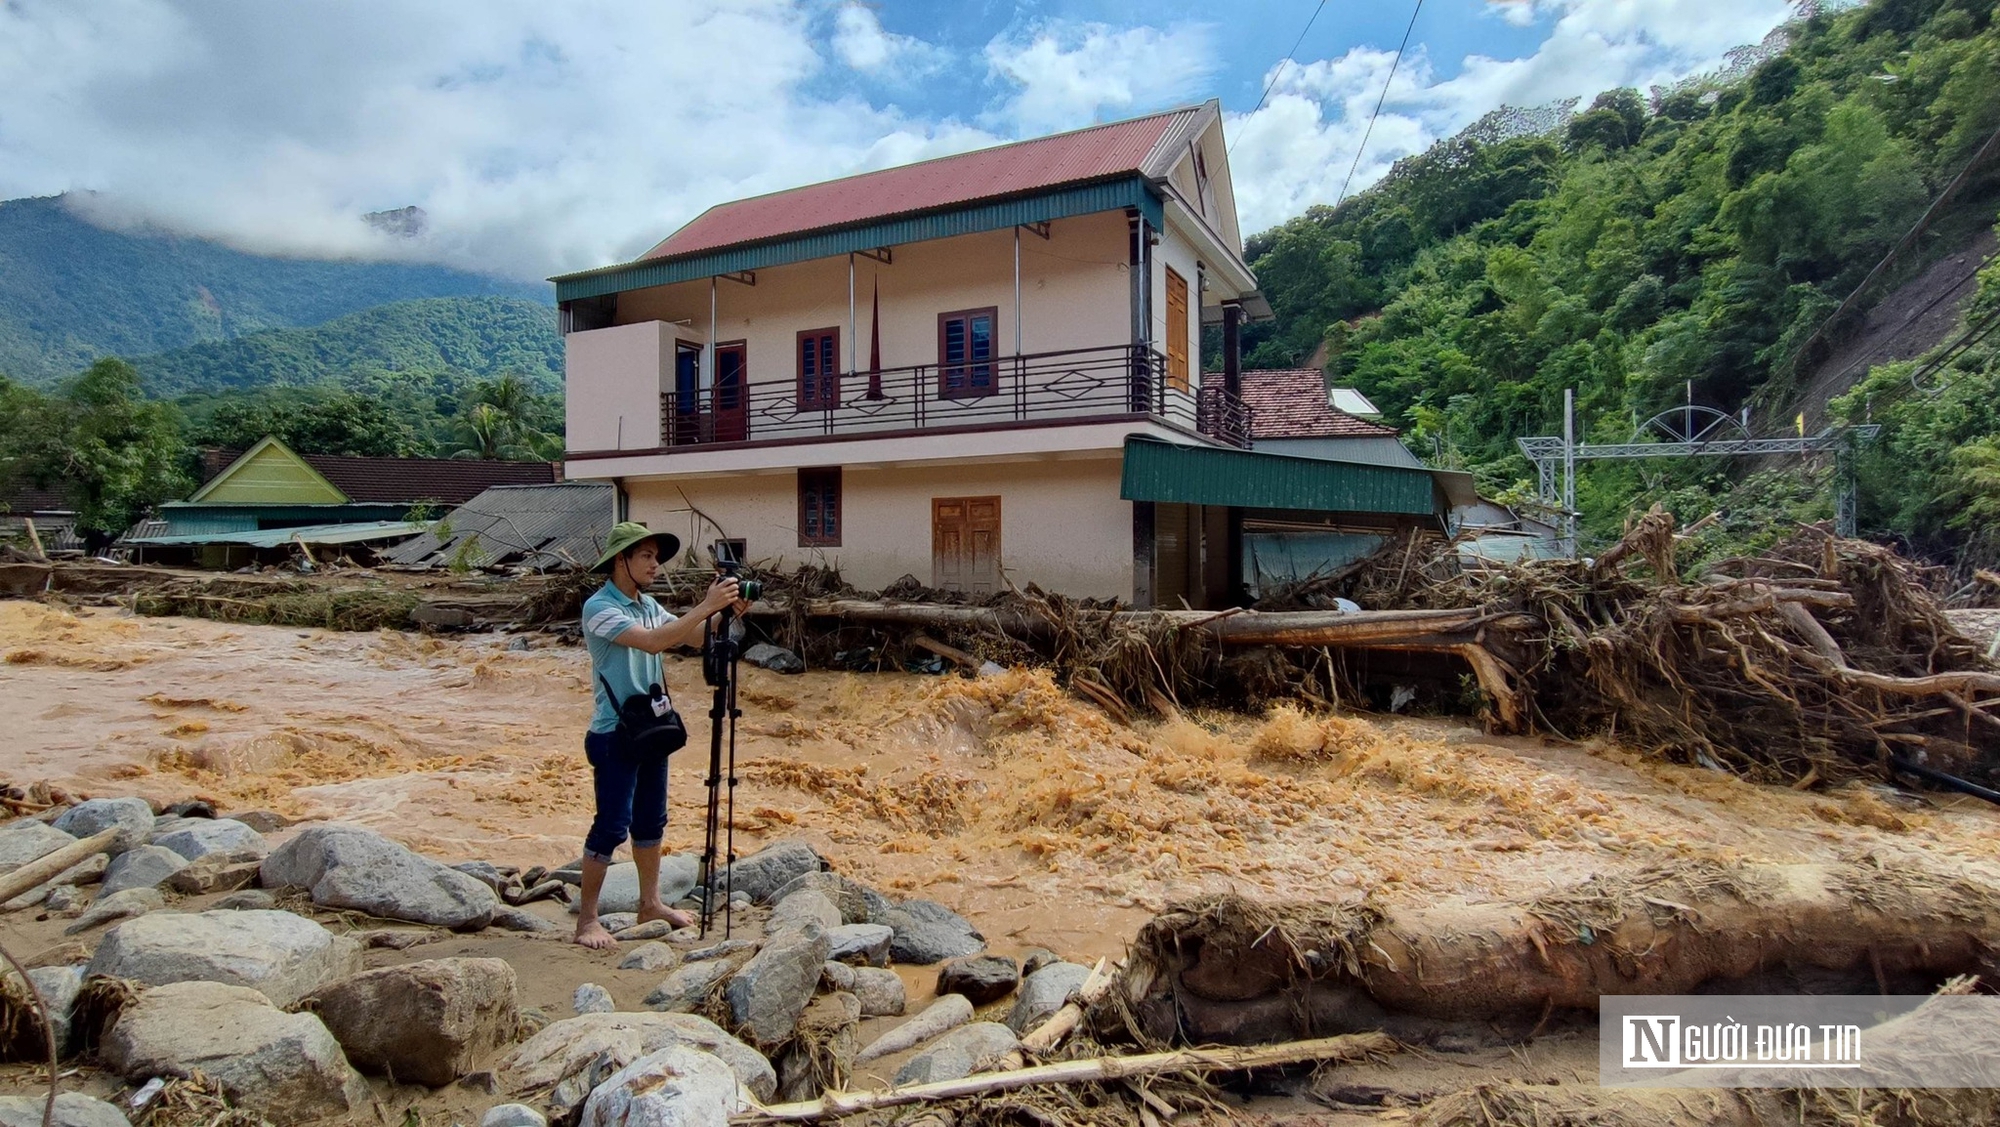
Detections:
[0, 0, 1800, 279]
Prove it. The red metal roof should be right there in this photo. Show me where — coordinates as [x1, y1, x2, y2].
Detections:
[644, 106, 1204, 260]
[1239, 369, 1400, 440]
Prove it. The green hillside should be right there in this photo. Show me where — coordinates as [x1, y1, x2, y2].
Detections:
[131, 294, 562, 397]
[1242, 0, 2000, 565]
[0, 194, 549, 382]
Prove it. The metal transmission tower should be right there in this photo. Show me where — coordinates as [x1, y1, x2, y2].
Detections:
[1516, 388, 1879, 557]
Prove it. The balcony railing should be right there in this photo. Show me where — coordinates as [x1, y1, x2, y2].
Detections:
[658, 343, 1250, 450]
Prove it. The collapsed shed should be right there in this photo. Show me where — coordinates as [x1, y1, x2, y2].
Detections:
[384, 482, 616, 572]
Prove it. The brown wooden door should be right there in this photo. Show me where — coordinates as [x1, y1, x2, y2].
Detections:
[932, 496, 1001, 594]
[713, 342, 747, 442]
[1165, 267, 1189, 392]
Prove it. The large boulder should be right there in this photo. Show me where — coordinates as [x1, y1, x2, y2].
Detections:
[855, 994, 973, 1065]
[723, 922, 832, 1047]
[851, 967, 906, 1017]
[481, 1106, 547, 1127]
[1007, 961, 1091, 1034]
[86, 909, 363, 1007]
[767, 871, 875, 924]
[98, 845, 188, 895]
[775, 992, 860, 1103]
[766, 890, 840, 936]
[52, 797, 153, 854]
[27, 966, 83, 1058]
[645, 953, 752, 1013]
[0, 1093, 130, 1127]
[892, 1022, 1019, 1086]
[151, 819, 265, 861]
[566, 856, 701, 916]
[578, 1044, 743, 1127]
[261, 824, 496, 929]
[709, 840, 823, 904]
[0, 822, 76, 869]
[937, 954, 1020, 1006]
[303, 958, 519, 1087]
[825, 924, 893, 967]
[877, 899, 985, 963]
[166, 851, 262, 895]
[503, 1011, 776, 1103]
[62, 888, 163, 935]
[102, 981, 369, 1122]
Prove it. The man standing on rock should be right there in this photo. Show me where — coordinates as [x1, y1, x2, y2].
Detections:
[577, 522, 747, 950]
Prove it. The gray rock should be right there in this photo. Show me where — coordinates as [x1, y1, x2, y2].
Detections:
[482, 1105, 548, 1127]
[214, 889, 276, 911]
[151, 819, 265, 861]
[854, 993, 973, 1064]
[709, 840, 823, 904]
[767, 889, 840, 936]
[893, 1021, 1019, 1086]
[99, 845, 188, 895]
[597, 911, 639, 933]
[0, 854, 108, 912]
[0, 1093, 131, 1127]
[87, 909, 363, 1007]
[21, 965, 83, 1056]
[164, 850, 262, 895]
[574, 983, 615, 1015]
[614, 918, 680, 942]
[43, 885, 79, 912]
[937, 954, 1019, 1006]
[742, 642, 805, 674]
[620, 942, 680, 973]
[0, 821, 77, 869]
[1007, 961, 1091, 1034]
[502, 1011, 776, 1103]
[102, 981, 369, 1122]
[52, 797, 153, 854]
[851, 967, 906, 1017]
[826, 923, 893, 967]
[820, 961, 857, 992]
[579, 1044, 744, 1126]
[776, 991, 860, 1102]
[231, 810, 290, 834]
[304, 958, 519, 1087]
[768, 871, 876, 924]
[1020, 948, 1061, 978]
[63, 887, 164, 934]
[687, 939, 756, 962]
[490, 904, 562, 933]
[644, 956, 748, 1013]
[878, 898, 985, 963]
[260, 824, 495, 930]
[454, 860, 507, 891]
[724, 922, 832, 1047]
[566, 856, 701, 916]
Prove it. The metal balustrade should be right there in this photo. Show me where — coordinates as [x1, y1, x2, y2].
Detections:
[656, 344, 1250, 450]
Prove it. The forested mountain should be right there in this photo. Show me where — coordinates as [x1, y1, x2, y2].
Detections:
[131, 295, 561, 397]
[0, 194, 548, 382]
[1242, 0, 2000, 565]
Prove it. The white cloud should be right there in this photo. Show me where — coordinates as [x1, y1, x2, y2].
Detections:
[1224, 0, 1796, 234]
[982, 20, 1215, 135]
[830, 4, 947, 78]
[0, 0, 995, 280]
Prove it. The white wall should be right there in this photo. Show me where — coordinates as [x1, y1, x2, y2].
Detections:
[623, 455, 1133, 600]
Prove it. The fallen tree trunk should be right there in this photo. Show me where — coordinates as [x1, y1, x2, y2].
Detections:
[736, 1032, 1393, 1123]
[0, 829, 120, 905]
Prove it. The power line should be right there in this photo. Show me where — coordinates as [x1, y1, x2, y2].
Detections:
[1335, 0, 1426, 208]
[1230, 0, 1330, 154]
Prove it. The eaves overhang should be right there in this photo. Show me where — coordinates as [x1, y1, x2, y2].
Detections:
[553, 175, 1166, 303]
[1121, 437, 1447, 517]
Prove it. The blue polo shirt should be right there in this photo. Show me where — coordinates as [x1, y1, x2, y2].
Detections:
[583, 582, 677, 734]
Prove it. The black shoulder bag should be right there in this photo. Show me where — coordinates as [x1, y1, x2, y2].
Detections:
[598, 675, 689, 757]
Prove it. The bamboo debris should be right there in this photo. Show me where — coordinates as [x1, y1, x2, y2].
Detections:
[735, 1032, 1394, 1123]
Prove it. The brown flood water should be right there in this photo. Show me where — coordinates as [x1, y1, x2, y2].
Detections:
[6, 600, 2000, 964]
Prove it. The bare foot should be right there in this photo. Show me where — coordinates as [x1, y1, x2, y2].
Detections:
[638, 901, 696, 930]
[574, 920, 618, 950]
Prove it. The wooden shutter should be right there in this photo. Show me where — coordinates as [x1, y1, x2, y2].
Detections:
[1165, 267, 1190, 392]
[797, 327, 840, 410]
[938, 308, 998, 398]
[798, 467, 841, 547]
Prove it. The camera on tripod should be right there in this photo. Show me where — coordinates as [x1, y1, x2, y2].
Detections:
[710, 540, 762, 603]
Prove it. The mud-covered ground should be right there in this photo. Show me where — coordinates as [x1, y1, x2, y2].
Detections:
[4, 600, 2000, 1122]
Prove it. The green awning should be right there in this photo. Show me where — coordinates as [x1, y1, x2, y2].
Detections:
[1120, 438, 1443, 516]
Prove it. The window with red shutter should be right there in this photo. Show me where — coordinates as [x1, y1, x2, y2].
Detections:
[797, 327, 840, 411]
[798, 467, 841, 547]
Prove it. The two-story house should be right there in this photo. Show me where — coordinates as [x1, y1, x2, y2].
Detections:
[555, 102, 1451, 607]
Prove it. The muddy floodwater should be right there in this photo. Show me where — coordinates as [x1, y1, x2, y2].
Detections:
[9, 600, 2000, 965]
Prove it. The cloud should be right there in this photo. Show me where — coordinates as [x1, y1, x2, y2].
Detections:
[982, 20, 1215, 135]
[830, 4, 947, 78]
[0, 0, 995, 280]
[1224, 0, 1796, 234]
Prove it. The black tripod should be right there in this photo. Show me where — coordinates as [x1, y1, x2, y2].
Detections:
[697, 609, 742, 938]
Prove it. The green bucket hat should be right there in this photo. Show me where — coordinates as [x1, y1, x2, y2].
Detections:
[592, 521, 682, 574]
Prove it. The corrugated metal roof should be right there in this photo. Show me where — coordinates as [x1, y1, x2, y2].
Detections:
[644, 106, 1203, 261]
[1120, 438, 1441, 516]
[383, 482, 615, 572]
[1239, 369, 1400, 439]
[554, 177, 1162, 302]
[123, 521, 432, 548]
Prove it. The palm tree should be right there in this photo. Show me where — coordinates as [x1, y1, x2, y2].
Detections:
[447, 374, 554, 460]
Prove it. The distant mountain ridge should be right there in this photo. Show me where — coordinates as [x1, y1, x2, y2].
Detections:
[131, 295, 562, 397]
[0, 194, 550, 382]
